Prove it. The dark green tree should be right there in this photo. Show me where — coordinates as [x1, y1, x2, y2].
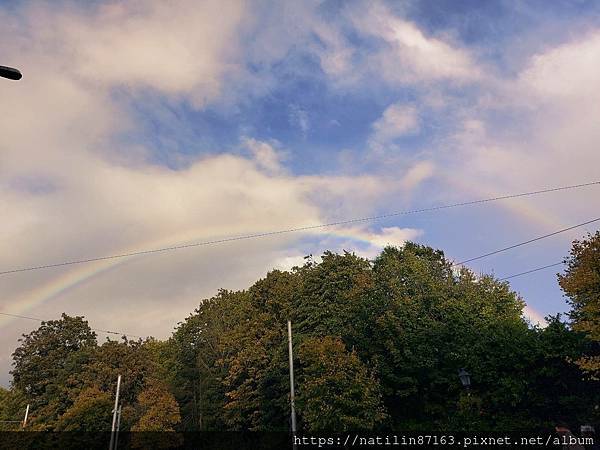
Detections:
[168, 289, 253, 430]
[297, 336, 386, 431]
[10, 314, 97, 427]
[75, 338, 154, 405]
[131, 380, 180, 431]
[524, 315, 600, 428]
[559, 231, 600, 378]
[0, 387, 27, 431]
[55, 386, 112, 431]
[7, 243, 599, 433]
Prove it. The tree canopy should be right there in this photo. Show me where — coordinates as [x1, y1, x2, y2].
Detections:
[559, 231, 600, 378]
[3, 241, 599, 433]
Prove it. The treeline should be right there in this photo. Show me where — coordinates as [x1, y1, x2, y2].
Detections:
[1, 237, 599, 433]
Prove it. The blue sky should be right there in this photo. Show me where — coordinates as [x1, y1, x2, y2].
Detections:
[1, 0, 600, 385]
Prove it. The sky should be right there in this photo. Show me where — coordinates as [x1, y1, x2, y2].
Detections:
[1, 0, 600, 386]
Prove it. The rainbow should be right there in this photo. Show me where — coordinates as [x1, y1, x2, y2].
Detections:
[1, 179, 573, 331]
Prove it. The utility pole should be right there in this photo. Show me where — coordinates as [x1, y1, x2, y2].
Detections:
[114, 404, 122, 450]
[109, 375, 121, 450]
[287, 320, 297, 450]
[22, 404, 29, 429]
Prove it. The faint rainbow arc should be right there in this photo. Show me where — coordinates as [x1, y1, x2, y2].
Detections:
[1, 180, 583, 329]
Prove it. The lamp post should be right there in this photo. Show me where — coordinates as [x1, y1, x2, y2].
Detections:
[0, 65, 22, 80]
[458, 368, 471, 395]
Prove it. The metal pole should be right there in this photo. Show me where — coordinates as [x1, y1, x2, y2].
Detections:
[109, 375, 121, 450]
[22, 404, 29, 429]
[287, 320, 297, 449]
[114, 404, 122, 450]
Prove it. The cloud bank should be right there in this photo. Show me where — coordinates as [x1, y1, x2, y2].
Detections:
[2, 0, 600, 385]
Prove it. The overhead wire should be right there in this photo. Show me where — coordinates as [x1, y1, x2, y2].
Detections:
[499, 261, 565, 281]
[0, 311, 142, 339]
[452, 217, 600, 266]
[1, 180, 599, 276]
[1, 181, 598, 336]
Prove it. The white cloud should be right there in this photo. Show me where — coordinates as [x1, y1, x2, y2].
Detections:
[518, 31, 600, 105]
[310, 19, 356, 81]
[353, 226, 423, 249]
[400, 161, 435, 191]
[370, 103, 420, 150]
[0, 0, 435, 385]
[5, 0, 594, 386]
[285, 225, 423, 263]
[243, 138, 287, 174]
[442, 30, 600, 210]
[345, 3, 481, 86]
[60, 0, 247, 107]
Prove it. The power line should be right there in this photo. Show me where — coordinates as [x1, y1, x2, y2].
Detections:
[0, 260, 576, 338]
[0, 261, 571, 341]
[0, 311, 142, 339]
[453, 217, 600, 266]
[499, 262, 565, 281]
[1, 180, 599, 277]
[0, 261, 569, 338]
[0, 217, 590, 337]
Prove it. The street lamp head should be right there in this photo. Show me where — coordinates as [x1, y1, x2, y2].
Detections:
[0, 65, 22, 80]
[458, 368, 471, 388]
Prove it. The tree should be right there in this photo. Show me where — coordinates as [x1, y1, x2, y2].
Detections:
[297, 336, 386, 431]
[55, 386, 112, 431]
[75, 338, 155, 406]
[130, 381, 182, 449]
[219, 280, 291, 431]
[369, 244, 539, 430]
[294, 251, 373, 345]
[559, 231, 600, 377]
[0, 387, 27, 431]
[131, 381, 181, 431]
[524, 316, 600, 428]
[10, 314, 97, 426]
[168, 289, 256, 431]
[8, 243, 600, 433]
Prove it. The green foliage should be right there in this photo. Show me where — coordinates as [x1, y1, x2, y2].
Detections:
[294, 251, 373, 341]
[5, 242, 600, 432]
[75, 338, 156, 405]
[130, 379, 183, 450]
[10, 314, 97, 427]
[297, 336, 386, 431]
[0, 387, 27, 431]
[55, 386, 112, 431]
[7, 314, 178, 430]
[368, 245, 536, 429]
[217, 280, 292, 431]
[167, 289, 255, 430]
[131, 381, 180, 431]
[524, 316, 597, 427]
[559, 231, 600, 377]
